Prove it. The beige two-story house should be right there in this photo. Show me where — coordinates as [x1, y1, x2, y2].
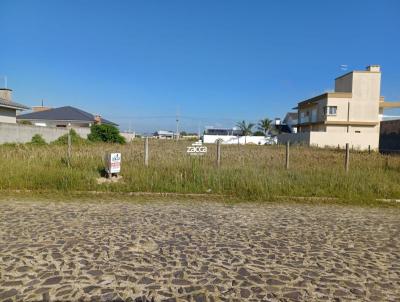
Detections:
[280, 65, 400, 150]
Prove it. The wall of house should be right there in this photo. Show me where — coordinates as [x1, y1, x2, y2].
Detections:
[325, 97, 351, 123]
[310, 131, 379, 150]
[0, 123, 90, 144]
[335, 73, 353, 93]
[325, 125, 379, 133]
[0, 107, 17, 123]
[29, 120, 92, 128]
[331, 69, 381, 125]
[278, 131, 379, 150]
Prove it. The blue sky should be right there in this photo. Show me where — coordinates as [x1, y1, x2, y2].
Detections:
[1, 0, 400, 133]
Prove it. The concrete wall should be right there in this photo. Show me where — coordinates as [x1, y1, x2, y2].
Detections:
[278, 131, 379, 150]
[203, 135, 268, 145]
[0, 107, 17, 123]
[310, 132, 378, 150]
[120, 132, 136, 142]
[277, 132, 310, 145]
[379, 119, 400, 151]
[0, 123, 90, 144]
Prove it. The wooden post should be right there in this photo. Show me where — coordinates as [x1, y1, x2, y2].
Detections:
[144, 137, 149, 166]
[216, 140, 221, 168]
[345, 143, 350, 173]
[67, 129, 71, 167]
[368, 145, 371, 154]
[285, 141, 290, 170]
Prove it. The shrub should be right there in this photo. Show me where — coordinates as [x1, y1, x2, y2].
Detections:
[88, 124, 126, 144]
[52, 129, 87, 145]
[30, 134, 47, 146]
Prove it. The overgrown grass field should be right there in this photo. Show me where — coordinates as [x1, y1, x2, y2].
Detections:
[0, 140, 399, 202]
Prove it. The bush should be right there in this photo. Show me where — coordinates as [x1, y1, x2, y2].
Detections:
[88, 124, 126, 144]
[52, 129, 87, 145]
[30, 134, 47, 146]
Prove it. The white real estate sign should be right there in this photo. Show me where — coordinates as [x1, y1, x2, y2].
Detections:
[187, 140, 207, 156]
[105, 152, 121, 174]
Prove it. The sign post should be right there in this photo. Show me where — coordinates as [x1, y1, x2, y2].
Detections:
[105, 152, 121, 178]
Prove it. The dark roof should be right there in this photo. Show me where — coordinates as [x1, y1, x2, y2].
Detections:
[0, 98, 30, 110]
[284, 112, 298, 120]
[17, 106, 117, 126]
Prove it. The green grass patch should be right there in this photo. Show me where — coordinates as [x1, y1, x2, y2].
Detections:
[0, 141, 399, 204]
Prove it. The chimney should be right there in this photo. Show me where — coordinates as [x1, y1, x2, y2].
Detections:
[94, 115, 102, 125]
[366, 65, 380, 72]
[0, 88, 12, 102]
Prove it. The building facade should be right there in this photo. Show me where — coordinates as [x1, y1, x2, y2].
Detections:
[0, 88, 30, 123]
[279, 65, 400, 150]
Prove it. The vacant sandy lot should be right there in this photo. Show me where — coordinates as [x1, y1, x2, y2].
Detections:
[0, 199, 399, 301]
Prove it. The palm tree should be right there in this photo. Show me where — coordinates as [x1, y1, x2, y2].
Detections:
[236, 120, 254, 144]
[257, 118, 272, 136]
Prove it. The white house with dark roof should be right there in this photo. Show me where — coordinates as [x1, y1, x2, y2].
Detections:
[17, 106, 118, 128]
[0, 88, 30, 123]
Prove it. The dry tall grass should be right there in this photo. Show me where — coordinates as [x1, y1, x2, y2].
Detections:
[1, 139, 399, 202]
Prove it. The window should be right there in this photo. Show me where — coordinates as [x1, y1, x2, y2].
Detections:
[325, 106, 337, 116]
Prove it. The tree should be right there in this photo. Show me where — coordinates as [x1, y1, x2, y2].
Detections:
[252, 130, 265, 136]
[88, 124, 126, 144]
[236, 120, 255, 144]
[257, 118, 272, 136]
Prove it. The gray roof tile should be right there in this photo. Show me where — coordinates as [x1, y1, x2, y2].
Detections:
[0, 98, 30, 110]
[17, 106, 117, 126]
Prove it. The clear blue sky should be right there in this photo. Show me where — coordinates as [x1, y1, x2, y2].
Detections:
[1, 0, 400, 133]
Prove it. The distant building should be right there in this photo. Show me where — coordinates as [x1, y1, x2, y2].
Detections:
[17, 106, 118, 128]
[283, 112, 298, 133]
[204, 127, 242, 136]
[0, 88, 30, 123]
[279, 65, 400, 150]
[154, 130, 175, 139]
[203, 126, 271, 145]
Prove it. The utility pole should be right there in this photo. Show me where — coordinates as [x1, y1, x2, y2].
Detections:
[197, 121, 201, 139]
[176, 107, 180, 141]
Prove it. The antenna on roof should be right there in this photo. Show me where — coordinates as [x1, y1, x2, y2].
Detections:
[3, 76, 7, 88]
[41, 99, 44, 107]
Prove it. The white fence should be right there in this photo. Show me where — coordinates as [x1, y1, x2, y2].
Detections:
[203, 134, 272, 145]
[0, 123, 90, 144]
